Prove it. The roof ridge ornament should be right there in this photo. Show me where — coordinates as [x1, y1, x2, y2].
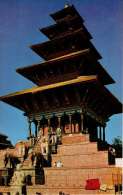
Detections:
[64, 2, 71, 8]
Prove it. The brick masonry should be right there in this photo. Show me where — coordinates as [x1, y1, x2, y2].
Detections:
[0, 134, 122, 195]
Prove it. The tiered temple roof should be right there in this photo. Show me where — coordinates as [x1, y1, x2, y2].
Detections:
[0, 4, 122, 125]
[40, 15, 92, 40]
[50, 4, 84, 22]
[30, 28, 101, 60]
[16, 49, 114, 86]
[0, 132, 12, 149]
[0, 5, 122, 195]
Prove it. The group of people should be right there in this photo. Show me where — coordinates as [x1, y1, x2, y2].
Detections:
[108, 146, 116, 165]
[37, 127, 62, 156]
[30, 152, 43, 167]
[3, 127, 62, 169]
[4, 153, 16, 169]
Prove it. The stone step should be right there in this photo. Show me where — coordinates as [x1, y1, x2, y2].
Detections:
[62, 134, 89, 145]
[21, 142, 41, 168]
[0, 186, 10, 193]
[27, 185, 115, 195]
[44, 166, 117, 188]
[57, 142, 97, 155]
[52, 151, 108, 168]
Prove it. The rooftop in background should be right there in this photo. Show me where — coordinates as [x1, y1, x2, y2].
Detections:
[0, 132, 13, 149]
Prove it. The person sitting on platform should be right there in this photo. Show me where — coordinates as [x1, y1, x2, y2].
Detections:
[37, 128, 43, 140]
[50, 128, 57, 145]
[56, 160, 63, 168]
[109, 146, 116, 156]
[40, 137, 49, 156]
[53, 161, 57, 167]
[56, 127, 62, 144]
[108, 146, 116, 165]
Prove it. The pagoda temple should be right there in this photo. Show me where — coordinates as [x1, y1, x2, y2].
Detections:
[0, 4, 122, 195]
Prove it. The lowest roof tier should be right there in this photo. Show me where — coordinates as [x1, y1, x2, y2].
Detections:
[0, 76, 122, 120]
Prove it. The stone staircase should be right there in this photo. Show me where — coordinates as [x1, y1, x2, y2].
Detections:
[22, 138, 41, 169]
[26, 133, 119, 195]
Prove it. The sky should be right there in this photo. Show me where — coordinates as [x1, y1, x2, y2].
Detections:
[0, 0, 122, 145]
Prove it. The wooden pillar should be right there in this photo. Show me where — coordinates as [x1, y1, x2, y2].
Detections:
[35, 123, 37, 137]
[47, 118, 50, 127]
[103, 126, 105, 142]
[37, 120, 40, 132]
[58, 116, 61, 128]
[41, 126, 44, 136]
[34, 120, 38, 137]
[80, 112, 84, 133]
[28, 119, 32, 138]
[69, 114, 72, 133]
[2, 176, 7, 186]
[99, 126, 102, 140]
[97, 126, 99, 139]
[61, 115, 65, 134]
[47, 118, 50, 136]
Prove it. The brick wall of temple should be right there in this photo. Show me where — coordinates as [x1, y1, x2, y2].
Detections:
[0, 134, 121, 195]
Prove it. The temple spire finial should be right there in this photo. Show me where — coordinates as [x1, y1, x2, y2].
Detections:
[64, 1, 71, 8]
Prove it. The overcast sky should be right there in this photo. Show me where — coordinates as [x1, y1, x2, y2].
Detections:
[0, 0, 122, 145]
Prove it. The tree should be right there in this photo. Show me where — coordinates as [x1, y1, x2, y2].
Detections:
[112, 136, 122, 158]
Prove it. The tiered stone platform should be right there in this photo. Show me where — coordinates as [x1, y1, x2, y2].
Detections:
[26, 134, 118, 195]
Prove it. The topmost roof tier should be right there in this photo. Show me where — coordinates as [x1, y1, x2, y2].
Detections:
[50, 4, 84, 23]
[41, 15, 92, 41]
[41, 5, 92, 40]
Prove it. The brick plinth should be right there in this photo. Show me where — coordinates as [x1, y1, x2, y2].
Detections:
[44, 166, 116, 188]
[0, 134, 121, 195]
[62, 134, 89, 145]
[27, 185, 115, 195]
[57, 142, 97, 155]
[52, 151, 108, 168]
